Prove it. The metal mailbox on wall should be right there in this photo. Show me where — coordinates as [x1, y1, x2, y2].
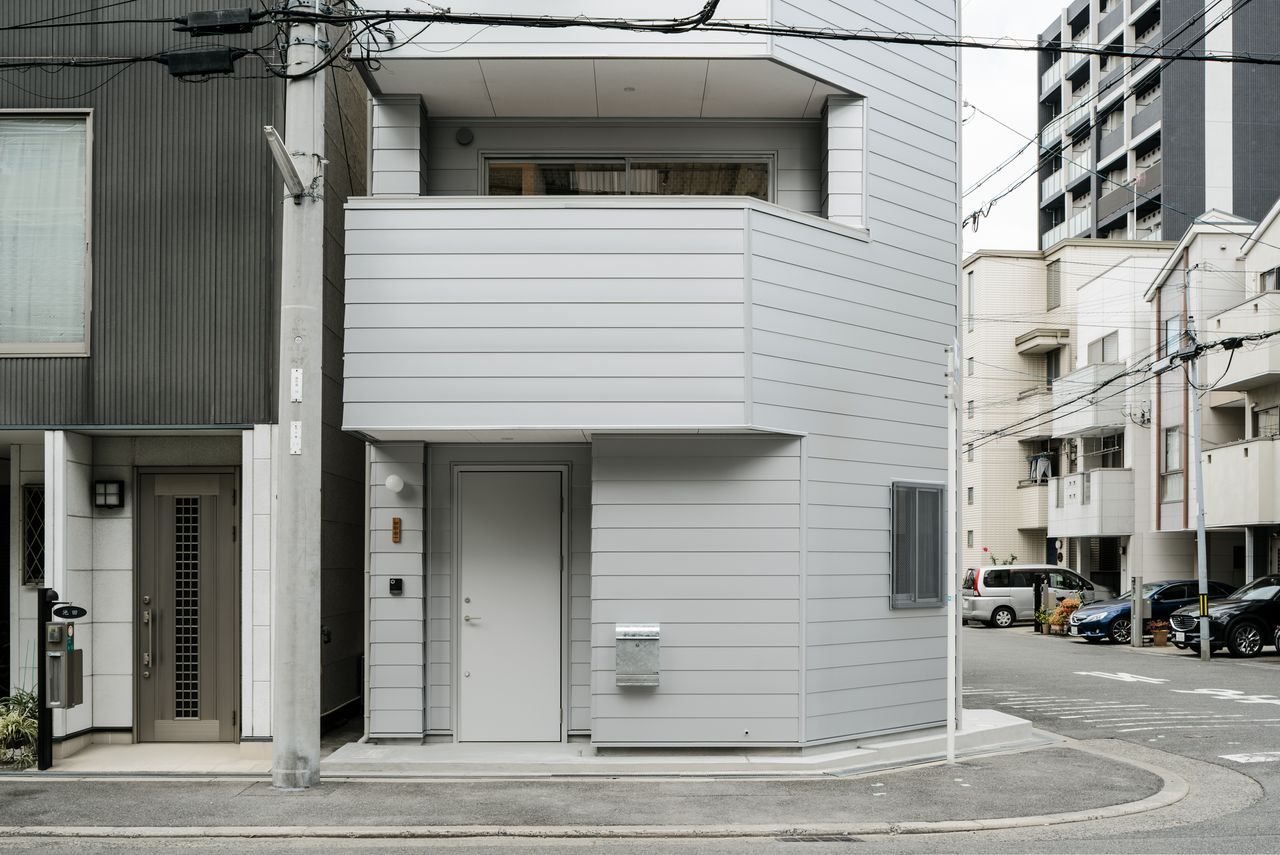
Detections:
[615, 624, 660, 687]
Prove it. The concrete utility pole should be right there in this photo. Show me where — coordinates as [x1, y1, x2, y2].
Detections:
[1186, 313, 1211, 663]
[272, 1, 328, 789]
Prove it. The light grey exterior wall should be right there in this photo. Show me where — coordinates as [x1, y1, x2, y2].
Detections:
[423, 119, 823, 215]
[366, 443, 426, 739]
[746, 207, 951, 741]
[590, 434, 802, 745]
[426, 445, 592, 734]
[370, 96, 429, 197]
[343, 199, 754, 433]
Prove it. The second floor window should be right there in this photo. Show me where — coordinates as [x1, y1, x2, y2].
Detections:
[487, 159, 770, 201]
[1162, 427, 1183, 502]
[1, 114, 90, 355]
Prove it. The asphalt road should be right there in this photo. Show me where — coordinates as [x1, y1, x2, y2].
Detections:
[3, 627, 1280, 853]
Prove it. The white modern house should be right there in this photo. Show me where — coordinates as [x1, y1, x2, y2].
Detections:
[343, 1, 961, 748]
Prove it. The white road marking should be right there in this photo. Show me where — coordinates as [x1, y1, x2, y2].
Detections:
[1074, 671, 1169, 683]
[1220, 752, 1280, 764]
[1118, 724, 1242, 733]
[1172, 688, 1280, 706]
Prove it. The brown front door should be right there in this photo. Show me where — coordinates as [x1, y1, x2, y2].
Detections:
[137, 472, 238, 742]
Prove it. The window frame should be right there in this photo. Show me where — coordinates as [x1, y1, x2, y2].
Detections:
[482, 153, 777, 203]
[891, 480, 947, 609]
[0, 109, 93, 357]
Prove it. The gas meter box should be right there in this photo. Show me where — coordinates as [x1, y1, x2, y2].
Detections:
[45, 622, 83, 710]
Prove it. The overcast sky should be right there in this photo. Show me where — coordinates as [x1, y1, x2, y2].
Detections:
[961, 0, 1068, 256]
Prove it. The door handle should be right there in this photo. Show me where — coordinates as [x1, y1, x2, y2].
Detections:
[463, 614, 481, 622]
[142, 607, 155, 675]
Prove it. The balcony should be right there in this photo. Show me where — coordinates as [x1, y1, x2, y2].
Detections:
[1018, 481, 1049, 530]
[1132, 96, 1162, 138]
[1015, 329, 1070, 355]
[1099, 126, 1125, 160]
[1096, 184, 1134, 226]
[1040, 115, 1065, 148]
[1041, 60, 1063, 98]
[1204, 293, 1280, 391]
[1203, 438, 1280, 527]
[1051, 362, 1127, 436]
[1136, 161, 1162, 196]
[1099, 4, 1124, 38]
[1065, 150, 1092, 186]
[1049, 469, 1136, 538]
[1041, 169, 1065, 202]
[343, 196, 876, 438]
[1041, 208, 1092, 250]
[1063, 94, 1093, 136]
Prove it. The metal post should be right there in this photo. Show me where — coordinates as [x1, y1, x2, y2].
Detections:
[1245, 526, 1255, 585]
[945, 345, 958, 762]
[36, 587, 56, 771]
[1187, 315, 1211, 662]
[272, 0, 327, 789]
[1130, 572, 1142, 649]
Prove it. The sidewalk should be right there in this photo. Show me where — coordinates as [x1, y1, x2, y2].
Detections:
[0, 738, 1185, 840]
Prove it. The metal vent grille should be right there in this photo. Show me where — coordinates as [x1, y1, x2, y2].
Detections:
[174, 496, 201, 719]
[21, 485, 45, 586]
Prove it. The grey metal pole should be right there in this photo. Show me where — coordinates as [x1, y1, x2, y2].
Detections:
[1187, 314, 1211, 663]
[272, 1, 327, 789]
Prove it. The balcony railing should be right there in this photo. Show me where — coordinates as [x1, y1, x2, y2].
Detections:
[1048, 468, 1135, 537]
[1051, 361, 1127, 436]
[1041, 208, 1092, 249]
[1042, 169, 1065, 201]
[1099, 127, 1125, 160]
[1203, 437, 1280, 527]
[1040, 115, 1064, 148]
[1041, 60, 1063, 97]
[1132, 95, 1162, 137]
[1018, 481, 1049, 530]
[1204, 292, 1280, 390]
[1065, 150, 1092, 184]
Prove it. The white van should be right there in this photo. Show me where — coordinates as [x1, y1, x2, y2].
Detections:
[961, 564, 1113, 628]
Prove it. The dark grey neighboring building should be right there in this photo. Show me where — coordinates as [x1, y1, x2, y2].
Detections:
[0, 2, 366, 760]
[1035, 0, 1280, 248]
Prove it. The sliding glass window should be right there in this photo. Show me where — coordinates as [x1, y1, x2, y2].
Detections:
[486, 158, 770, 201]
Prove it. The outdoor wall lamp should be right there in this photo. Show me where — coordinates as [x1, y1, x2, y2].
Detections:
[384, 474, 405, 494]
[92, 481, 125, 509]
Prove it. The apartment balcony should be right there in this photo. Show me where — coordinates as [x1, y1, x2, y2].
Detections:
[1096, 184, 1134, 227]
[1040, 115, 1065, 149]
[1065, 150, 1092, 187]
[1204, 293, 1280, 391]
[1051, 361, 1127, 437]
[1015, 329, 1070, 356]
[1136, 161, 1162, 196]
[1041, 60, 1063, 98]
[1041, 208, 1092, 250]
[1099, 126, 1125, 161]
[1048, 469, 1135, 538]
[343, 196, 877, 438]
[1098, 4, 1124, 38]
[1063, 95, 1093, 136]
[353, 1, 848, 119]
[1132, 96, 1162, 138]
[1203, 438, 1280, 527]
[1018, 481, 1050, 530]
[1041, 169, 1066, 202]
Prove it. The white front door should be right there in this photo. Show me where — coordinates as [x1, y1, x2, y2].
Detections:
[457, 470, 563, 741]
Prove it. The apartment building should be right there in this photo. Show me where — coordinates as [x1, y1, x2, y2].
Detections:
[1, 6, 367, 758]
[343, 1, 961, 748]
[1035, 0, 1280, 249]
[962, 239, 1175, 593]
[1200, 199, 1280, 580]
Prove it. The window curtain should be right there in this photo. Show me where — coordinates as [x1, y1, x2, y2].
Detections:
[0, 117, 87, 344]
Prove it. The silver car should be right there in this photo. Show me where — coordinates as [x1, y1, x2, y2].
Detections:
[962, 564, 1113, 628]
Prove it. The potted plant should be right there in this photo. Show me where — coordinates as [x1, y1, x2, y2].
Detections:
[0, 690, 37, 770]
[1035, 607, 1053, 633]
[1048, 598, 1081, 636]
[1150, 619, 1171, 647]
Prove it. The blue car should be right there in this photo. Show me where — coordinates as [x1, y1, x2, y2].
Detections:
[1068, 579, 1237, 644]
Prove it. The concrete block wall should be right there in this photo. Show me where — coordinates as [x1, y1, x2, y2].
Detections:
[370, 95, 428, 197]
[366, 443, 426, 738]
[245, 425, 274, 738]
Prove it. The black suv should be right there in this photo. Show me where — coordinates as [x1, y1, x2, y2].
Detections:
[1170, 575, 1280, 657]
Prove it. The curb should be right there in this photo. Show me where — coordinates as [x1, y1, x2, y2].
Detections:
[0, 740, 1189, 840]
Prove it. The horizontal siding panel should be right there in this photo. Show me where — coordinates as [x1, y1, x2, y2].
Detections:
[346, 227, 745, 255]
[807, 658, 944, 694]
[347, 377, 745, 403]
[593, 455, 798, 481]
[594, 599, 799, 623]
[592, 693, 798, 719]
[592, 622, 800, 647]
[807, 617, 945, 652]
[592, 551, 801, 575]
[595, 646, 800, 670]
[592, 575, 799, 599]
[345, 401, 747, 428]
[592, 504, 800, 528]
[808, 637, 943, 671]
[594, 528, 799, 552]
[591, 669, 799, 694]
[348, 206, 749, 232]
[806, 702, 943, 742]
[594, 480, 802, 505]
[753, 330, 941, 385]
[346, 279, 746, 304]
[807, 679, 944, 718]
[344, 327, 746, 353]
[346, 253, 744, 280]
[592, 717, 798, 744]
[346, 303, 744, 329]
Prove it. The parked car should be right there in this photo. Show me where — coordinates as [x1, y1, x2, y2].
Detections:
[1068, 579, 1236, 644]
[1170, 575, 1280, 657]
[962, 565, 1113, 628]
